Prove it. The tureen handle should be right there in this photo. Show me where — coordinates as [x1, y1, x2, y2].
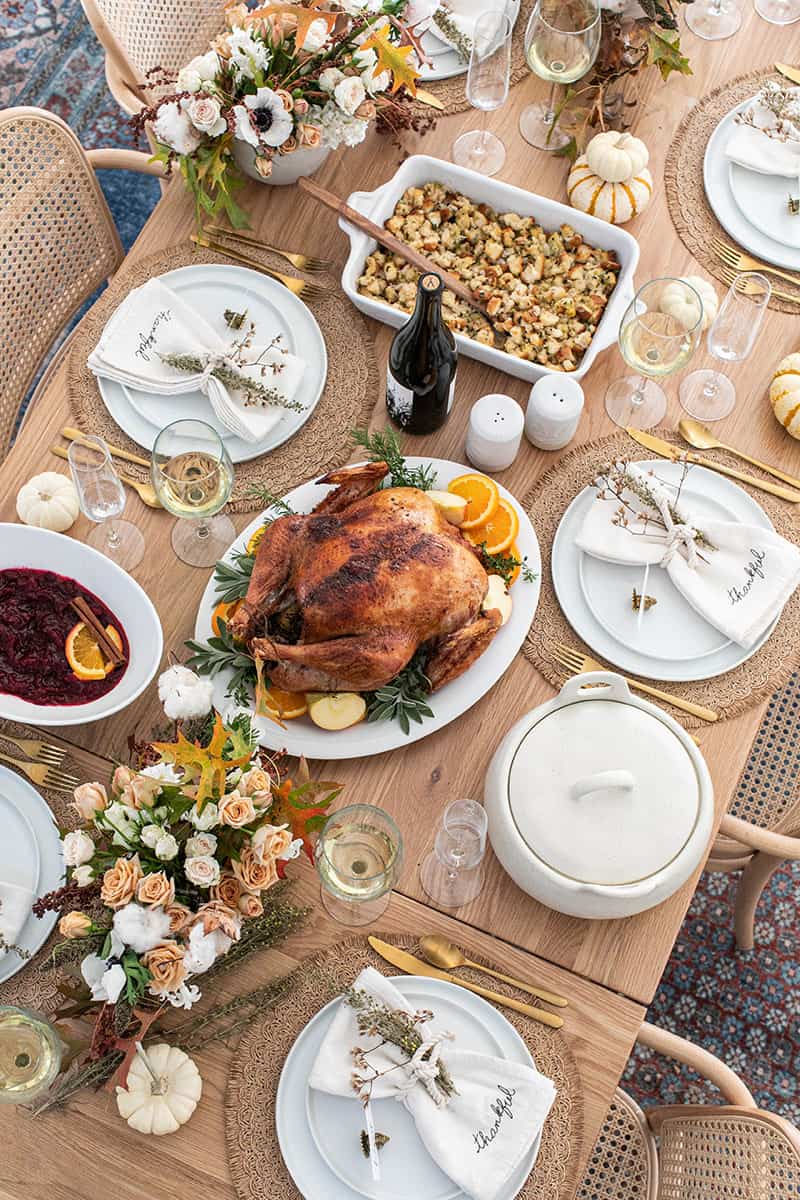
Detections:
[557, 671, 632, 703]
[570, 770, 635, 802]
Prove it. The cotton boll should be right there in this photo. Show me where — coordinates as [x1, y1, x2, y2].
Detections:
[113, 903, 173, 955]
[157, 665, 214, 721]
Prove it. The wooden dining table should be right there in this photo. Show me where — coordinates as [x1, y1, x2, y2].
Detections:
[1, 8, 798, 1198]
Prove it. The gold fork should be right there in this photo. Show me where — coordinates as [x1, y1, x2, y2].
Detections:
[204, 225, 331, 273]
[192, 234, 328, 301]
[0, 733, 66, 767]
[0, 750, 79, 792]
[717, 264, 800, 306]
[551, 643, 719, 723]
[710, 236, 800, 291]
[50, 445, 161, 508]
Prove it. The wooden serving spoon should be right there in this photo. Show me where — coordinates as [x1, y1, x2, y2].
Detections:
[418, 934, 569, 1008]
[678, 418, 800, 490]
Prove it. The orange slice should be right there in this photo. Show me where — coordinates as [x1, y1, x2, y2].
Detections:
[506, 541, 521, 586]
[65, 622, 123, 681]
[246, 525, 268, 556]
[211, 598, 241, 637]
[465, 497, 520, 555]
[447, 473, 500, 530]
[261, 687, 308, 720]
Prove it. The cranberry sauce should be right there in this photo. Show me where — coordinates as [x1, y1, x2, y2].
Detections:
[0, 568, 129, 706]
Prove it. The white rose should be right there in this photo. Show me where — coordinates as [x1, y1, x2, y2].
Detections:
[182, 95, 227, 136]
[184, 854, 221, 888]
[319, 67, 345, 93]
[189, 48, 220, 82]
[140, 763, 182, 785]
[185, 832, 218, 858]
[155, 833, 179, 862]
[362, 64, 390, 94]
[334, 76, 366, 116]
[301, 16, 331, 51]
[140, 824, 164, 849]
[189, 802, 219, 831]
[72, 864, 94, 887]
[353, 47, 377, 69]
[62, 830, 95, 867]
[177, 67, 202, 92]
[152, 99, 202, 156]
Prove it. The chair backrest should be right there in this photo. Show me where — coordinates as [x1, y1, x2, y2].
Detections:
[0, 107, 123, 462]
[84, 0, 226, 82]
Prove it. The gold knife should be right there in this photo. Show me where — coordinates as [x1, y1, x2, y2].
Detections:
[776, 62, 800, 86]
[625, 429, 800, 503]
[368, 937, 564, 1029]
[415, 87, 446, 111]
[61, 427, 151, 469]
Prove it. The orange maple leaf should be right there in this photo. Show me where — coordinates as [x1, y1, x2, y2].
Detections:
[246, 1, 337, 49]
[358, 22, 420, 95]
[151, 713, 251, 809]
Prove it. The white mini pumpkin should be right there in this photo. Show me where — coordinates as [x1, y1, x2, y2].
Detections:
[567, 156, 653, 225]
[658, 276, 719, 333]
[116, 1043, 202, 1135]
[16, 472, 79, 532]
[769, 352, 800, 439]
[585, 130, 650, 182]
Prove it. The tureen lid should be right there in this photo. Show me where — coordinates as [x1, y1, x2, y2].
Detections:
[506, 690, 702, 887]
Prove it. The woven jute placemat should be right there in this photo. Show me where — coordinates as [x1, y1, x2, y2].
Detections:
[664, 66, 796, 315]
[225, 932, 582, 1200]
[66, 244, 379, 514]
[522, 430, 800, 728]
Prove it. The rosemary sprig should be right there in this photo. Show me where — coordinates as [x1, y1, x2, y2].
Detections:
[431, 7, 471, 62]
[367, 650, 434, 734]
[185, 619, 258, 707]
[213, 551, 255, 603]
[351, 427, 436, 491]
[244, 483, 295, 518]
[160, 351, 306, 413]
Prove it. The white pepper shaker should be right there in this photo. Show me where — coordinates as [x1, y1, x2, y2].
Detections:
[465, 394, 524, 472]
[525, 375, 585, 451]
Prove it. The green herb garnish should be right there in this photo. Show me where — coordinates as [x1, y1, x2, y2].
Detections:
[367, 650, 434, 734]
[352, 427, 436, 491]
[212, 551, 255, 604]
[185, 619, 258, 707]
[476, 543, 538, 586]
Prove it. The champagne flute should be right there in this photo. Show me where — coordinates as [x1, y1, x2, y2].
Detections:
[452, 10, 513, 176]
[420, 799, 488, 908]
[315, 804, 403, 926]
[520, 0, 601, 151]
[685, 0, 742, 38]
[605, 278, 704, 431]
[0, 1006, 62, 1104]
[151, 419, 235, 567]
[68, 434, 145, 571]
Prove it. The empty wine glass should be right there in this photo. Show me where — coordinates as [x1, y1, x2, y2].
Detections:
[754, 0, 800, 23]
[315, 804, 404, 926]
[520, 0, 601, 151]
[685, 0, 742, 39]
[151, 419, 235, 567]
[68, 435, 145, 571]
[420, 799, 488, 908]
[605, 277, 704, 431]
[679, 272, 771, 422]
[452, 10, 513, 176]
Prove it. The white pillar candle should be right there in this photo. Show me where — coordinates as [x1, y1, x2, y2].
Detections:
[465, 394, 525, 472]
[525, 375, 585, 451]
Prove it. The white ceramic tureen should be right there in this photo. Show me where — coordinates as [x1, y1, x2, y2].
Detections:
[484, 672, 714, 920]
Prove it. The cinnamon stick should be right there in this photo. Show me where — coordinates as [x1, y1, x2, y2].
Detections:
[70, 597, 126, 668]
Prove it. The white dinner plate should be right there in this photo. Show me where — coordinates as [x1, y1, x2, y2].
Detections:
[419, 0, 521, 82]
[277, 976, 541, 1200]
[703, 98, 800, 270]
[193, 457, 541, 759]
[551, 460, 778, 683]
[729, 161, 800, 251]
[97, 263, 327, 465]
[0, 765, 64, 983]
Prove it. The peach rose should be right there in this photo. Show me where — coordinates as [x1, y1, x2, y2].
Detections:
[194, 900, 241, 940]
[238, 892, 263, 919]
[211, 871, 242, 908]
[239, 766, 273, 805]
[251, 823, 292, 865]
[142, 940, 187, 995]
[211, 33, 232, 58]
[355, 99, 376, 121]
[232, 844, 278, 893]
[293, 98, 309, 116]
[165, 902, 192, 934]
[280, 135, 298, 154]
[58, 911, 92, 939]
[101, 854, 143, 910]
[298, 123, 322, 149]
[225, 1, 249, 26]
[254, 155, 273, 179]
[219, 789, 257, 828]
[136, 871, 176, 908]
[71, 782, 108, 821]
[112, 766, 134, 793]
[121, 775, 161, 810]
[275, 88, 294, 112]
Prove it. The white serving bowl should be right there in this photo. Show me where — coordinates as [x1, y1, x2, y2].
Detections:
[0, 524, 163, 726]
[340, 154, 640, 384]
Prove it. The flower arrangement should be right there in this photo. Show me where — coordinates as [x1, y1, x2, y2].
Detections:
[134, 0, 430, 227]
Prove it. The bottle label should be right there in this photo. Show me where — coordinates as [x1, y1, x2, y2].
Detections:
[386, 370, 457, 428]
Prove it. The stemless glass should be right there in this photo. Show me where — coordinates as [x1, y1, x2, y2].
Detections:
[68, 435, 145, 570]
[685, 0, 742, 40]
[605, 278, 704, 431]
[315, 804, 404, 926]
[0, 1006, 62, 1104]
[151, 419, 235, 567]
[520, 0, 601, 151]
[754, 0, 800, 23]
[452, 11, 513, 176]
[419, 799, 488, 908]
[679, 272, 771, 422]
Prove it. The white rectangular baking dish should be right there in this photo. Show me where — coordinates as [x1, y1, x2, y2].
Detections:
[340, 154, 640, 384]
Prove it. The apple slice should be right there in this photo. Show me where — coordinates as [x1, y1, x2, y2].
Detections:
[427, 490, 468, 526]
[482, 574, 513, 626]
[307, 692, 367, 731]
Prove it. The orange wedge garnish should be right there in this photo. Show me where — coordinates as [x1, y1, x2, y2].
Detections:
[65, 622, 123, 681]
[447, 473, 500, 530]
[465, 497, 520, 555]
[261, 687, 308, 720]
[247, 525, 268, 556]
[211, 598, 241, 637]
[506, 541, 521, 586]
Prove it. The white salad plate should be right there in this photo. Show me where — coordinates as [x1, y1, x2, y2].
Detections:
[277, 975, 541, 1200]
[194, 457, 541, 759]
[98, 263, 327, 465]
[0, 765, 64, 983]
[551, 460, 778, 683]
[418, 0, 521, 82]
[703, 98, 800, 270]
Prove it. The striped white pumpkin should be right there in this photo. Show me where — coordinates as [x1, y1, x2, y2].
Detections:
[566, 156, 653, 225]
[770, 352, 800, 439]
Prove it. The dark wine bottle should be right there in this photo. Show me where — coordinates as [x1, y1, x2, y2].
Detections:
[386, 272, 458, 435]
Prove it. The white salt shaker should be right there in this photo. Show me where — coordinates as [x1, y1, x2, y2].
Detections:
[465, 394, 525, 472]
[525, 376, 585, 451]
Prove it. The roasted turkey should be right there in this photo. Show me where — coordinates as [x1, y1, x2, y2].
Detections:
[228, 461, 501, 693]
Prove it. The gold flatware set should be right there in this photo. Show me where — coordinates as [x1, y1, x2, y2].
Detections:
[0, 749, 78, 793]
[710, 236, 800, 299]
[678, 418, 800, 490]
[626, 428, 800, 503]
[418, 934, 569, 1007]
[191, 232, 329, 301]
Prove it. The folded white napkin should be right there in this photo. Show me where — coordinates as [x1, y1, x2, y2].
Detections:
[575, 463, 800, 649]
[309, 966, 556, 1200]
[726, 86, 800, 179]
[88, 278, 306, 444]
[0, 880, 33, 958]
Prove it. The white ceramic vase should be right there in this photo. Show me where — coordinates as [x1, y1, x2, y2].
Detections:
[232, 139, 330, 186]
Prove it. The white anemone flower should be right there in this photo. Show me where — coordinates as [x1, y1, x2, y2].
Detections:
[238, 87, 294, 148]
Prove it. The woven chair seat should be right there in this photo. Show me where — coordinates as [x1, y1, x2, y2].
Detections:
[728, 671, 800, 835]
[658, 1109, 800, 1198]
[577, 1089, 657, 1200]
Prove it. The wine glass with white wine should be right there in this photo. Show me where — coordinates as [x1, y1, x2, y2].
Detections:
[151, 419, 235, 567]
[315, 804, 403, 927]
[605, 278, 704, 431]
[0, 1006, 62, 1105]
[520, 0, 601, 151]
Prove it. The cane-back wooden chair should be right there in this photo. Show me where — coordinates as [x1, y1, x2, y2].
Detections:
[0, 106, 165, 463]
[576, 1021, 800, 1199]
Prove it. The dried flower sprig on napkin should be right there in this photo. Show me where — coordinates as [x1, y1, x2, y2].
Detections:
[594, 459, 715, 557]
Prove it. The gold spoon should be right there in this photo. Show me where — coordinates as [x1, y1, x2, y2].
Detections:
[678, 418, 800, 491]
[418, 935, 569, 1008]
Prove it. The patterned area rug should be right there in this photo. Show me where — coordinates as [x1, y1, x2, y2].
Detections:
[3, 0, 799, 1133]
